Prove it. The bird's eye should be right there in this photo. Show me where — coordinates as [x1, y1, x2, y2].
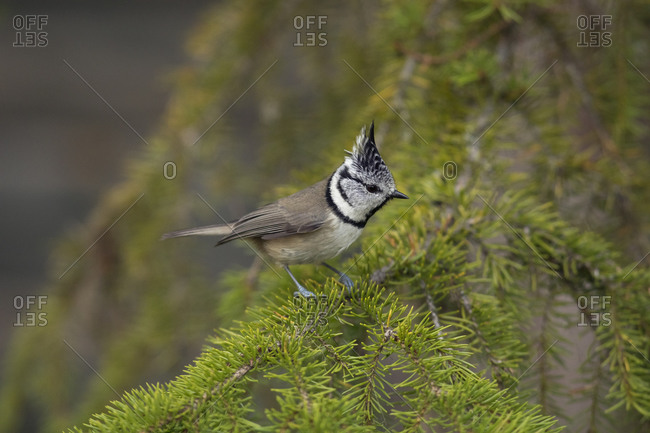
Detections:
[366, 184, 380, 193]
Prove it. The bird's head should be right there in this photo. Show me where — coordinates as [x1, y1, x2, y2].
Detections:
[328, 122, 408, 225]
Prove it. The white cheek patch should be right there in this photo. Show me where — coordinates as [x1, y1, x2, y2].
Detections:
[329, 169, 368, 223]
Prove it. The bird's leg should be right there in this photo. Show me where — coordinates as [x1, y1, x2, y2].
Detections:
[285, 265, 317, 298]
[322, 263, 354, 293]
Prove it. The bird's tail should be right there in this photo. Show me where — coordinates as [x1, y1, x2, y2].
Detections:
[160, 224, 233, 240]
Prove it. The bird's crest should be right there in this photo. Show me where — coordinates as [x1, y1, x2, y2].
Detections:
[346, 122, 388, 176]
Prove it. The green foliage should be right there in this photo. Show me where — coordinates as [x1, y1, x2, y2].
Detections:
[61, 286, 563, 432]
[1, 0, 649, 432]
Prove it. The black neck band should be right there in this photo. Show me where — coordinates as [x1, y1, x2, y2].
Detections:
[326, 174, 367, 229]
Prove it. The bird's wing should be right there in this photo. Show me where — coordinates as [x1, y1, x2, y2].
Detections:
[216, 179, 330, 245]
[215, 202, 325, 244]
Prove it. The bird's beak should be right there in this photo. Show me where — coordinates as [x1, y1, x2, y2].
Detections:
[391, 190, 408, 199]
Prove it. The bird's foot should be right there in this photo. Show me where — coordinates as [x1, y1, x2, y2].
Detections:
[293, 285, 317, 299]
[286, 265, 323, 300]
[322, 263, 354, 297]
[338, 273, 354, 290]
[293, 288, 328, 307]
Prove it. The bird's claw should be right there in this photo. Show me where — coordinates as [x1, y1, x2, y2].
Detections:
[339, 274, 354, 289]
[293, 290, 316, 299]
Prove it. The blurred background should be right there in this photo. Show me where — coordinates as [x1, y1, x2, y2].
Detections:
[0, 0, 212, 358]
[1, 0, 649, 432]
[0, 1, 216, 430]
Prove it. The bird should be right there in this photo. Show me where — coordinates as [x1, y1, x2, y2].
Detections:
[161, 122, 407, 298]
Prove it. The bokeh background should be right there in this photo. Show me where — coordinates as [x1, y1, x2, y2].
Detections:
[0, 2, 216, 348]
[0, 0, 215, 430]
